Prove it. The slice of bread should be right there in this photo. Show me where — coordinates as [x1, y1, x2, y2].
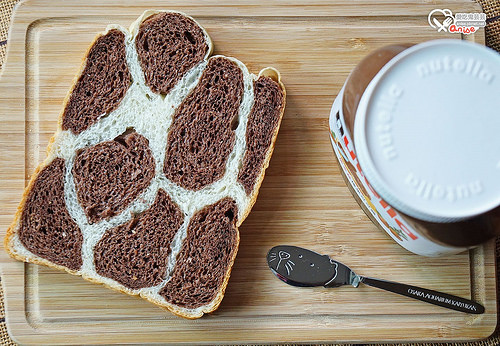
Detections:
[4, 10, 286, 319]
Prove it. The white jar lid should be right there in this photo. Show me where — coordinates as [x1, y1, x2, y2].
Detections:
[354, 40, 500, 223]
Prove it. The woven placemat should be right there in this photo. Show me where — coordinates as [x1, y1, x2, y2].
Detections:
[0, 0, 17, 70]
[0, 0, 499, 345]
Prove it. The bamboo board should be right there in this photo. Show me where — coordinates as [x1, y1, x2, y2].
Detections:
[0, 0, 496, 344]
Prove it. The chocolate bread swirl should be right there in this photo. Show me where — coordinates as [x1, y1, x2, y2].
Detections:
[5, 10, 285, 319]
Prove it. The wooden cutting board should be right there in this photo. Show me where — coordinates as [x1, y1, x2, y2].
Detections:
[0, 0, 496, 344]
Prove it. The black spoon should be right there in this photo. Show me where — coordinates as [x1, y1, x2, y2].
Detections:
[267, 245, 484, 314]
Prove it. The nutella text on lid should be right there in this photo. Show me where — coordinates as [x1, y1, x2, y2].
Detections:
[329, 40, 500, 256]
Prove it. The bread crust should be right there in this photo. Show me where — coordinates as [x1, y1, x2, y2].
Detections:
[4, 10, 284, 319]
[237, 68, 286, 227]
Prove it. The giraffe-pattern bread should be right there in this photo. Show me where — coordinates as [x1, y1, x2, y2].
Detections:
[4, 10, 286, 319]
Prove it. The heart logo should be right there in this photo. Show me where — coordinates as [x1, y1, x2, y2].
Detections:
[428, 9, 454, 32]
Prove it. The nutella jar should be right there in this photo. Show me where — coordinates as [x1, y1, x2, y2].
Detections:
[329, 40, 500, 256]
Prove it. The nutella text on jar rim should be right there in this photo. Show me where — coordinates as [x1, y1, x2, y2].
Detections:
[329, 39, 500, 257]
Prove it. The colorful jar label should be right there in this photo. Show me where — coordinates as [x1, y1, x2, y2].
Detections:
[329, 86, 468, 256]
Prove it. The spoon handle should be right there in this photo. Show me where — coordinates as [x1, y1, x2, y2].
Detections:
[360, 276, 484, 314]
